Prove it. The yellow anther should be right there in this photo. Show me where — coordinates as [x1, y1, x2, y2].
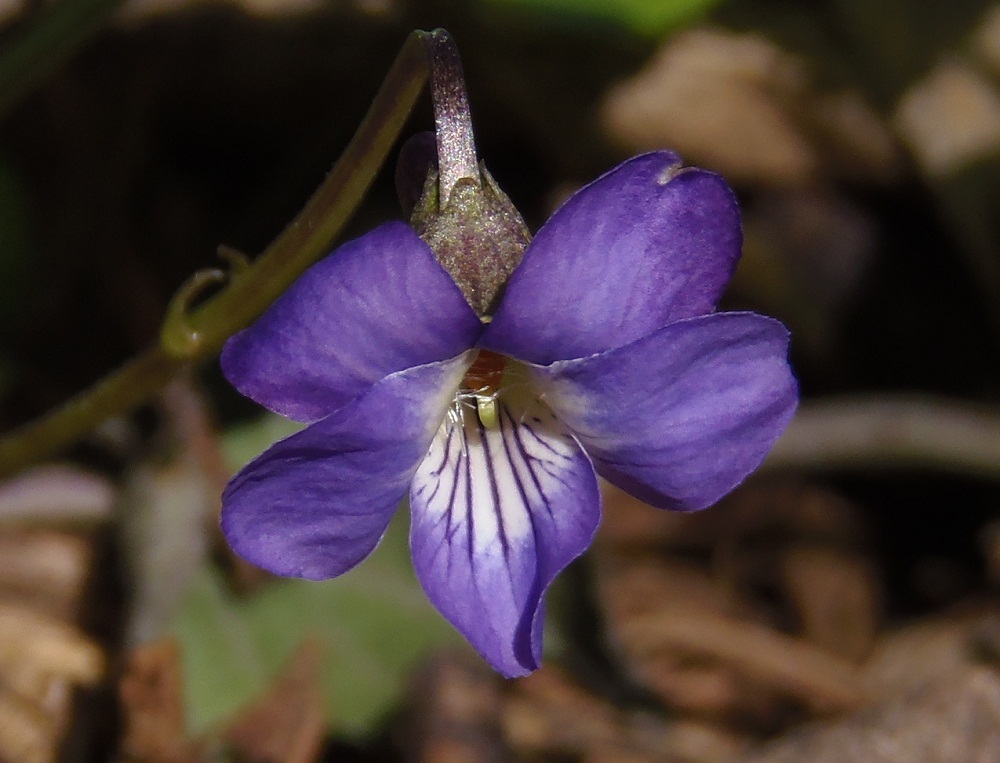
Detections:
[477, 394, 499, 428]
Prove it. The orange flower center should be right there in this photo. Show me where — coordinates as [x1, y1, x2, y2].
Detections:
[462, 349, 507, 395]
[460, 350, 509, 428]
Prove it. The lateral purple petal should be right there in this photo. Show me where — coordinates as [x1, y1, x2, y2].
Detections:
[532, 313, 797, 511]
[221, 222, 482, 422]
[221, 352, 474, 580]
[482, 152, 742, 364]
[409, 400, 601, 677]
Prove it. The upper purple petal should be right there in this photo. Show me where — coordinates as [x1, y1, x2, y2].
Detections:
[481, 152, 742, 364]
[221, 351, 474, 580]
[530, 312, 797, 511]
[221, 222, 482, 422]
[409, 398, 601, 677]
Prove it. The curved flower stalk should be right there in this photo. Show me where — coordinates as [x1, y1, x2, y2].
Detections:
[220, 150, 798, 677]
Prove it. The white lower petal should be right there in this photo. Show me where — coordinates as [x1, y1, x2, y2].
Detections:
[409, 397, 600, 677]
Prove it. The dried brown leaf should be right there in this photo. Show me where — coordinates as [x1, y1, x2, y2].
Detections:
[222, 638, 326, 763]
[597, 483, 874, 723]
[0, 601, 104, 685]
[1, 661, 73, 719]
[602, 28, 817, 186]
[403, 650, 508, 763]
[781, 545, 880, 661]
[602, 28, 899, 186]
[599, 482, 867, 558]
[894, 58, 1000, 176]
[973, 5, 1000, 73]
[118, 639, 197, 763]
[505, 667, 621, 752]
[862, 607, 1000, 699]
[618, 612, 865, 713]
[596, 482, 695, 550]
[0, 519, 105, 761]
[0, 528, 93, 620]
[637, 655, 746, 718]
[594, 555, 767, 718]
[0, 684, 59, 763]
[504, 667, 749, 763]
[597, 557, 735, 623]
[736, 666, 1000, 763]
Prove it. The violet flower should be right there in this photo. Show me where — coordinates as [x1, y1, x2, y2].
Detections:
[220, 150, 797, 677]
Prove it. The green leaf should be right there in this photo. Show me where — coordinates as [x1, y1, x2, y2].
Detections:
[219, 413, 305, 470]
[481, 0, 726, 36]
[171, 413, 462, 736]
[171, 566, 269, 732]
[172, 512, 462, 736]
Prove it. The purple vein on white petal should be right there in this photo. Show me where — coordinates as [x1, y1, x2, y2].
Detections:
[220, 351, 475, 581]
[410, 399, 600, 678]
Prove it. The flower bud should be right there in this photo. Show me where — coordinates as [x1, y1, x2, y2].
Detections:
[408, 158, 531, 317]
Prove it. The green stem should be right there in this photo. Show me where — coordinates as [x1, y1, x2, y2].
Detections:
[186, 29, 432, 348]
[0, 29, 436, 479]
[0, 349, 179, 477]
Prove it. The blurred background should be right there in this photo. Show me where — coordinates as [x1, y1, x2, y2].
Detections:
[1, 0, 1000, 760]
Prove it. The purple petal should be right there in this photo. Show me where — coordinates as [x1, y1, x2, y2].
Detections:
[396, 132, 438, 217]
[409, 398, 600, 677]
[482, 152, 742, 364]
[221, 351, 474, 580]
[222, 222, 482, 422]
[531, 313, 797, 511]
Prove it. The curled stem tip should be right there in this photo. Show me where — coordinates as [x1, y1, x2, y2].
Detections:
[160, 268, 230, 358]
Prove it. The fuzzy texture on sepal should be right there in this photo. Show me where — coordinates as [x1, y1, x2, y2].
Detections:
[410, 157, 531, 316]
